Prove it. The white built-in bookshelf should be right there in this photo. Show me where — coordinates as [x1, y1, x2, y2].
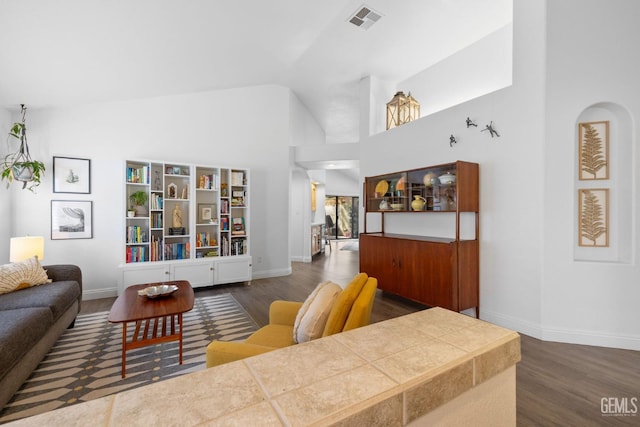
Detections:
[120, 160, 251, 293]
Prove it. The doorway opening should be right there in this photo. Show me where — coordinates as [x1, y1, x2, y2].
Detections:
[325, 196, 359, 241]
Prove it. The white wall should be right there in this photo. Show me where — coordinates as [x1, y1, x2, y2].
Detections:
[290, 169, 311, 262]
[326, 170, 359, 196]
[541, 0, 640, 349]
[289, 91, 325, 147]
[361, 0, 546, 341]
[8, 85, 293, 297]
[398, 23, 513, 120]
[288, 92, 327, 262]
[0, 108, 13, 263]
[360, 0, 640, 350]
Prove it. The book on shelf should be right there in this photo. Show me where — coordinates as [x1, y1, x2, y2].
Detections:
[127, 165, 149, 184]
[231, 217, 245, 235]
[164, 242, 190, 260]
[230, 237, 247, 255]
[198, 174, 218, 190]
[196, 232, 213, 247]
[220, 199, 229, 213]
[126, 246, 148, 263]
[150, 193, 163, 210]
[220, 217, 229, 231]
[231, 190, 245, 206]
[150, 235, 162, 261]
[150, 212, 163, 228]
[126, 226, 147, 244]
[231, 171, 245, 186]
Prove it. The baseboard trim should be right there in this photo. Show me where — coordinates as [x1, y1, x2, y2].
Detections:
[481, 309, 543, 339]
[82, 287, 118, 300]
[250, 267, 292, 280]
[481, 309, 640, 350]
[540, 326, 640, 351]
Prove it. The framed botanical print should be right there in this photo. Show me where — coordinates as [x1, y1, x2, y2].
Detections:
[578, 189, 608, 247]
[53, 156, 91, 193]
[578, 121, 609, 180]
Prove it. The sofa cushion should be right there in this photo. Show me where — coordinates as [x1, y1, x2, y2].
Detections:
[0, 280, 81, 322]
[322, 273, 368, 337]
[0, 257, 51, 295]
[293, 281, 341, 343]
[0, 307, 54, 381]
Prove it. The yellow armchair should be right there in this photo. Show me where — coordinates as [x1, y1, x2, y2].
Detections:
[206, 273, 377, 367]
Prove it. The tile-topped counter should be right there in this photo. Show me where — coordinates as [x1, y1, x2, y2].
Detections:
[9, 307, 520, 426]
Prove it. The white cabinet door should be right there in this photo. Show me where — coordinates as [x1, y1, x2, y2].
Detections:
[172, 261, 214, 288]
[215, 256, 252, 284]
[121, 264, 170, 294]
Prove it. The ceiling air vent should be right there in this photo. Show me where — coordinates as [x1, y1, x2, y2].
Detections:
[348, 5, 382, 30]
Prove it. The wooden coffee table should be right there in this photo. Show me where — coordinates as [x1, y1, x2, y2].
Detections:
[108, 280, 194, 378]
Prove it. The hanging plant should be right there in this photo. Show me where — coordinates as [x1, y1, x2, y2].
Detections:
[1, 104, 45, 192]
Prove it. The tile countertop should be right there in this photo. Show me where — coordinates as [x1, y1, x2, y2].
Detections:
[9, 307, 521, 427]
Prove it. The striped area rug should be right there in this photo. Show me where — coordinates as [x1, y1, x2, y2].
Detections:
[0, 294, 259, 424]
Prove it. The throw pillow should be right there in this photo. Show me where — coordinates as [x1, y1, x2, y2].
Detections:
[293, 280, 342, 343]
[0, 256, 51, 295]
[322, 272, 368, 337]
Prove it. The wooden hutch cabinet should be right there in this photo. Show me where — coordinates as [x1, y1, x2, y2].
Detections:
[360, 161, 479, 316]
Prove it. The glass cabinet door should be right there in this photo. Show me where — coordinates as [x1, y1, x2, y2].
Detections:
[365, 172, 409, 211]
[407, 165, 457, 211]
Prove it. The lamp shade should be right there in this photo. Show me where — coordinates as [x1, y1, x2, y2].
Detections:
[386, 91, 420, 130]
[10, 236, 44, 262]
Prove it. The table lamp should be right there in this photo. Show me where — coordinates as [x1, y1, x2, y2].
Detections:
[10, 236, 44, 262]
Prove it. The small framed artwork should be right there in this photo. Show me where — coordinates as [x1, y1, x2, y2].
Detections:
[198, 204, 215, 223]
[578, 121, 609, 180]
[167, 182, 177, 198]
[51, 200, 93, 240]
[578, 189, 609, 247]
[53, 156, 91, 193]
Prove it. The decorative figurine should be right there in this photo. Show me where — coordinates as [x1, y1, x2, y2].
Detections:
[465, 117, 477, 128]
[173, 205, 183, 228]
[153, 170, 161, 191]
[449, 134, 457, 147]
[482, 121, 500, 137]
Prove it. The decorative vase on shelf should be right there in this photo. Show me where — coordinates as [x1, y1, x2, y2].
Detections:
[411, 195, 426, 211]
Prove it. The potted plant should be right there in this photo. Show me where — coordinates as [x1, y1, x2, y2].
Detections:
[129, 190, 148, 216]
[1, 105, 46, 192]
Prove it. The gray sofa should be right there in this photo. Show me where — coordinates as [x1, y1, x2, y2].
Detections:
[0, 265, 82, 409]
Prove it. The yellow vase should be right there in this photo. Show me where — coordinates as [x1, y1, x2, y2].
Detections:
[411, 196, 426, 211]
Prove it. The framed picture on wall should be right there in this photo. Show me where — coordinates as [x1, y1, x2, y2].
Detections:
[51, 200, 93, 240]
[578, 121, 609, 180]
[53, 156, 91, 193]
[578, 189, 608, 247]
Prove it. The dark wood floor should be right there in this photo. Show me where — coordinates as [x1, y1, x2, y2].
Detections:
[84, 241, 639, 426]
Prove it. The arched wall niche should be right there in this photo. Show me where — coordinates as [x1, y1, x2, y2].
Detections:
[574, 102, 633, 263]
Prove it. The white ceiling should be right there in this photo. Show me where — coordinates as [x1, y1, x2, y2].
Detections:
[0, 0, 512, 144]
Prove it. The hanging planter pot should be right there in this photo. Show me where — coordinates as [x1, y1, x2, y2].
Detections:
[1, 105, 46, 192]
[13, 164, 35, 182]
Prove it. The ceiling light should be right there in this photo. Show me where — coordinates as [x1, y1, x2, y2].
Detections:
[347, 5, 382, 30]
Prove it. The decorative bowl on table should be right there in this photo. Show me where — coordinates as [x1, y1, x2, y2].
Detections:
[390, 203, 404, 211]
[140, 284, 179, 299]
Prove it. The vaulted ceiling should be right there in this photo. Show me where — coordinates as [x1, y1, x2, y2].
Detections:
[0, 0, 512, 143]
